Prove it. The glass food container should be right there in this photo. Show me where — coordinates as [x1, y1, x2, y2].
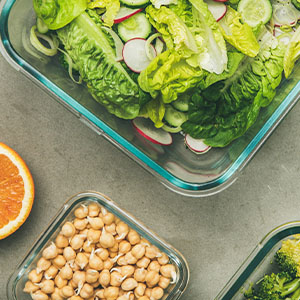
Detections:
[1, 0, 300, 197]
[215, 221, 300, 300]
[6, 191, 189, 300]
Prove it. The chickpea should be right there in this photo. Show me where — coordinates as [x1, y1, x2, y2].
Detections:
[131, 244, 145, 259]
[73, 271, 86, 287]
[110, 252, 118, 259]
[40, 279, 55, 294]
[60, 264, 73, 280]
[158, 276, 170, 289]
[115, 222, 129, 241]
[104, 258, 114, 270]
[102, 212, 115, 225]
[95, 248, 109, 261]
[148, 261, 160, 273]
[134, 283, 146, 298]
[61, 222, 76, 238]
[151, 287, 164, 299]
[53, 255, 66, 269]
[145, 288, 152, 298]
[134, 268, 147, 282]
[109, 241, 119, 253]
[74, 205, 88, 219]
[86, 269, 99, 283]
[116, 256, 127, 266]
[70, 234, 85, 250]
[118, 240, 131, 254]
[104, 286, 119, 300]
[136, 257, 150, 269]
[87, 216, 104, 230]
[124, 252, 137, 265]
[99, 269, 111, 287]
[95, 289, 105, 298]
[74, 218, 88, 231]
[89, 251, 104, 270]
[87, 229, 101, 244]
[31, 290, 49, 300]
[23, 280, 40, 293]
[75, 252, 89, 269]
[68, 279, 77, 289]
[145, 271, 160, 287]
[28, 269, 43, 283]
[100, 228, 115, 248]
[69, 296, 84, 300]
[44, 265, 58, 280]
[157, 252, 169, 265]
[83, 241, 94, 253]
[139, 296, 150, 300]
[160, 264, 176, 279]
[63, 246, 76, 261]
[54, 274, 67, 289]
[80, 283, 94, 298]
[120, 278, 137, 292]
[42, 243, 58, 260]
[120, 265, 135, 277]
[55, 234, 69, 249]
[127, 230, 140, 245]
[50, 287, 64, 300]
[110, 271, 124, 287]
[36, 257, 51, 273]
[60, 285, 75, 298]
[88, 203, 100, 217]
[145, 246, 160, 260]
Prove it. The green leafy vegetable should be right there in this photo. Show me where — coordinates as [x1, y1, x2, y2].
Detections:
[57, 11, 150, 119]
[33, 0, 87, 30]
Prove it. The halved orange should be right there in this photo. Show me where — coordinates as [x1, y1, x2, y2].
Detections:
[0, 142, 34, 240]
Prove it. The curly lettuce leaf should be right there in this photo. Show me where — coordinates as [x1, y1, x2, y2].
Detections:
[57, 12, 149, 119]
[88, 0, 120, 27]
[33, 0, 87, 30]
[218, 6, 259, 57]
[182, 31, 286, 147]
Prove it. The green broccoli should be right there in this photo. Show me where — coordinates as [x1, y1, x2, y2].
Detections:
[244, 272, 300, 300]
[276, 235, 300, 277]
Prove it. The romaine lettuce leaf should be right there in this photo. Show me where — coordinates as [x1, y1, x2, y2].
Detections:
[57, 12, 150, 119]
[218, 6, 259, 57]
[182, 31, 286, 147]
[33, 0, 87, 30]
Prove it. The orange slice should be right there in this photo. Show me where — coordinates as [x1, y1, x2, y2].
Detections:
[0, 142, 34, 240]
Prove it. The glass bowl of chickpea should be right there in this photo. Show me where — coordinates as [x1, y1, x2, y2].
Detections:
[7, 191, 189, 300]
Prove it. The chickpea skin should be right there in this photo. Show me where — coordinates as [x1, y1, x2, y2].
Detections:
[115, 222, 129, 240]
[124, 251, 137, 265]
[69, 296, 84, 300]
[89, 251, 104, 270]
[87, 216, 104, 230]
[87, 229, 101, 244]
[70, 234, 85, 250]
[151, 287, 164, 299]
[61, 222, 76, 238]
[36, 257, 51, 273]
[139, 296, 150, 300]
[110, 271, 124, 287]
[157, 252, 169, 265]
[95, 248, 109, 261]
[99, 269, 111, 287]
[31, 290, 49, 300]
[86, 269, 99, 283]
[28, 269, 43, 283]
[120, 265, 135, 277]
[136, 257, 150, 269]
[127, 230, 140, 245]
[148, 261, 160, 273]
[145, 246, 160, 260]
[100, 229, 115, 248]
[88, 203, 100, 217]
[74, 205, 88, 219]
[60, 285, 75, 298]
[54, 274, 67, 289]
[73, 271, 86, 287]
[131, 244, 145, 259]
[134, 268, 147, 282]
[145, 271, 160, 287]
[55, 234, 69, 249]
[102, 212, 115, 225]
[44, 265, 58, 280]
[80, 283, 94, 298]
[158, 276, 170, 289]
[42, 243, 58, 260]
[63, 246, 76, 261]
[75, 252, 89, 269]
[23, 281, 40, 293]
[104, 286, 119, 300]
[74, 218, 88, 231]
[52, 255, 66, 269]
[118, 240, 131, 254]
[40, 279, 55, 294]
[121, 278, 138, 291]
[160, 264, 176, 279]
[60, 264, 73, 280]
[51, 287, 64, 300]
[134, 283, 146, 298]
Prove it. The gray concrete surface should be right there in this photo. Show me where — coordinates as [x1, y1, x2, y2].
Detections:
[1, 52, 300, 300]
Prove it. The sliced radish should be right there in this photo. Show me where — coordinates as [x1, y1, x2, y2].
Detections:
[205, 0, 227, 22]
[132, 118, 172, 146]
[272, 2, 300, 27]
[273, 27, 294, 45]
[213, 0, 228, 2]
[114, 7, 143, 24]
[123, 38, 156, 73]
[185, 134, 211, 154]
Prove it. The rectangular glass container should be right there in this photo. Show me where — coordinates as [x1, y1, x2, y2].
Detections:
[1, 0, 300, 197]
[6, 191, 189, 300]
[215, 221, 300, 300]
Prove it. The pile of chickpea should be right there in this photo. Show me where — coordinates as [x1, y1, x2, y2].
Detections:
[23, 202, 177, 300]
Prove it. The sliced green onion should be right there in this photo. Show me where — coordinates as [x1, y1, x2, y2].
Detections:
[58, 48, 82, 84]
[30, 26, 58, 56]
[145, 33, 162, 60]
[101, 26, 124, 61]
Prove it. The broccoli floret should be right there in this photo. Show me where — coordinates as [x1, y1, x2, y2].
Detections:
[245, 272, 300, 300]
[276, 235, 300, 277]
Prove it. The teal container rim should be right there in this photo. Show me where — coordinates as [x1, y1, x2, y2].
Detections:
[215, 221, 300, 300]
[1, 0, 300, 196]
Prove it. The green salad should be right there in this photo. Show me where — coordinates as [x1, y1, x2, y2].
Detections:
[30, 0, 300, 148]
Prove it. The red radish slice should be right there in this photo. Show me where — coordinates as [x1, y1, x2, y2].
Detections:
[114, 7, 143, 24]
[213, 0, 228, 2]
[132, 118, 172, 146]
[272, 3, 300, 27]
[205, 0, 227, 22]
[185, 134, 211, 154]
[123, 38, 156, 73]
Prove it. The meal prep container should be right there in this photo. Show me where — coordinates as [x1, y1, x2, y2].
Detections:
[215, 221, 300, 300]
[1, 0, 300, 197]
[6, 191, 189, 300]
